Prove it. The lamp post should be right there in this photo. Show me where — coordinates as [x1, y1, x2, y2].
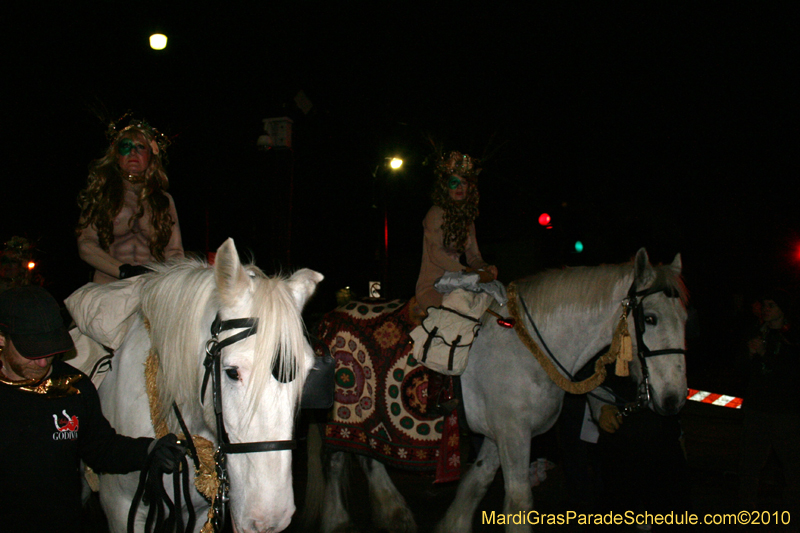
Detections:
[372, 156, 404, 298]
[258, 117, 295, 267]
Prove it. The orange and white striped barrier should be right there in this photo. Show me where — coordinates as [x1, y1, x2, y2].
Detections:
[687, 388, 742, 409]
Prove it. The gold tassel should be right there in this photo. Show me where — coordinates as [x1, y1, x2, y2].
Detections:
[614, 314, 633, 377]
[201, 504, 215, 533]
[199, 493, 219, 533]
[193, 436, 219, 500]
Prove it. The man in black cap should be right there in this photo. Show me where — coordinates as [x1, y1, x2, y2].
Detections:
[739, 289, 800, 524]
[0, 286, 185, 533]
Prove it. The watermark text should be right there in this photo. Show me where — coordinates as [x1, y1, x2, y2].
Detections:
[481, 510, 792, 527]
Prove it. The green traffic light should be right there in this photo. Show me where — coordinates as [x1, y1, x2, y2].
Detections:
[574, 241, 584, 253]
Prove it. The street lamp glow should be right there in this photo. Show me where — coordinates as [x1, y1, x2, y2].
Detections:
[389, 157, 403, 170]
[150, 34, 168, 50]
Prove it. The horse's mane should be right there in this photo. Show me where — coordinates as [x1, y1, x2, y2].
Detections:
[516, 260, 687, 326]
[140, 257, 307, 427]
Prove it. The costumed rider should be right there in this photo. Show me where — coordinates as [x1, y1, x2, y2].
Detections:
[0, 286, 186, 533]
[67, 113, 184, 385]
[76, 112, 184, 284]
[411, 150, 504, 416]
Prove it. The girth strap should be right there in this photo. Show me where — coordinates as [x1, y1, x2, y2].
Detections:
[220, 440, 296, 454]
[643, 348, 686, 358]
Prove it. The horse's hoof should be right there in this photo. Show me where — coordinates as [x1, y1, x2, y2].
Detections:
[330, 523, 360, 533]
[387, 509, 417, 533]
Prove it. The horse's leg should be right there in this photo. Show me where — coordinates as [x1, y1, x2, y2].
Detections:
[321, 451, 358, 533]
[357, 456, 417, 533]
[497, 430, 534, 533]
[299, 416, 325, 530]
[435, 437, 501, 533]
[98, 472, 138, 533]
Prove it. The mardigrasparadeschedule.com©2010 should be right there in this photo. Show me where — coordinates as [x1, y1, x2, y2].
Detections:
[481, 510, 792, 527]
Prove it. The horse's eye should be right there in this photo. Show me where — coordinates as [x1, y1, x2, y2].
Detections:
[225, 368, 240, 381]
[271, 348, 297, 383]
[644, 315, 657, 326]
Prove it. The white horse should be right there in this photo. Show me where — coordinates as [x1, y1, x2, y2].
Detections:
[307, 248, 687, 533]
[98, 238, 323, 533]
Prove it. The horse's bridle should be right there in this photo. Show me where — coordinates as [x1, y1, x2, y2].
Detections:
[198, 313, 297, 532]
[517, 276, 686, 415]
[618, 278, 686, 415]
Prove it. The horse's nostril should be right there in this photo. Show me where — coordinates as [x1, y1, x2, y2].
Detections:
[249, 520, 275, 533]
[659, 394, 682, 415]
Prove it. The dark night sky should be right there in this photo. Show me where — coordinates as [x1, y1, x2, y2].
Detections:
[4, 3, 800, 386]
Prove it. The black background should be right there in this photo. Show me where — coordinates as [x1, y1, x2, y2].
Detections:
[4, 2, 799, 392]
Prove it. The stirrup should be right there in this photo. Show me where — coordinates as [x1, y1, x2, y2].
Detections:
[430, 398, 459, 417]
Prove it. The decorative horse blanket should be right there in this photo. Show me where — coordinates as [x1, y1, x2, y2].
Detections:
[319, 299, 460, 482]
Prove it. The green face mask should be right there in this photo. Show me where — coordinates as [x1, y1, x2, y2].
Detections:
[117, 139, 148, 156]
[448, 175, 466, 190]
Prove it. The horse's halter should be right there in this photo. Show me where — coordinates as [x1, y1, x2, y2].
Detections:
[619, 278, 686, 415]
[199, 313, 297, 532]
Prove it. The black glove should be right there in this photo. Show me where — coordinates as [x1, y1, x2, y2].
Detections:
[119, 263, 153, 279]
[147, 434, 187, 475]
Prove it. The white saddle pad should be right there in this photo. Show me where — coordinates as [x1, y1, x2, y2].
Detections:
[62, 278, 144, 387]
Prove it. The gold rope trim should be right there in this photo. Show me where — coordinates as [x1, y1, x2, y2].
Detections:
[506, 282, 631, 395]
[144, 350, 219, 523]
[145, 350, 168, 436]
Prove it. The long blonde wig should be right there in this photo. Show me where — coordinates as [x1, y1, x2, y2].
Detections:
[76, 126, 174, 260]
[431, 170, 480, 254]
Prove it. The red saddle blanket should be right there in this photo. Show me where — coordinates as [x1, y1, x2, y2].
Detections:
[318, 299, 460, 482]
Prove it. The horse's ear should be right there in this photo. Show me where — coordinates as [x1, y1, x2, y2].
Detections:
[670, 253, 682, 274]
[634, 248, 655, 287]
[287, 268, 324, 310]
[214, 238, 250, 305]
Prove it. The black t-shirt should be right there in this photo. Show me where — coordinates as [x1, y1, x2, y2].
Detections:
[0, 360, 152, 533]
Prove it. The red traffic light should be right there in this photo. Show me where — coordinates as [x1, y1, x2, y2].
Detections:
[538, 213, 551, 226]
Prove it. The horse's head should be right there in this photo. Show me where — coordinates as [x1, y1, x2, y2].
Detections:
[627, 248, 688, 416]
[211, 238, 322, 532]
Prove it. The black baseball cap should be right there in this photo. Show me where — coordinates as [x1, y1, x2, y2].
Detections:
[0, 286, 74, 359]
[759, 288, 794, 318]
